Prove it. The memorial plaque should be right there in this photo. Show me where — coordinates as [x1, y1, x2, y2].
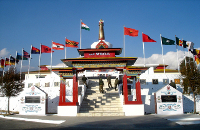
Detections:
[25, 96, 40, 103]
[152, 79, 158, 84]
[28, 83, 33, 88]
[161, 95, 177, 102]
[174, 79, 180, 84]
[163, 79, 169, 84]
[54, 82, 59, 87]
[45, 82, 50, 87]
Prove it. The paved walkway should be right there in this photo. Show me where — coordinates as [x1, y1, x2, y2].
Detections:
[0, 114, 200, 129]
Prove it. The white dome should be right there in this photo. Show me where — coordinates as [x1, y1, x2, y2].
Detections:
[91, 40, 112, 48]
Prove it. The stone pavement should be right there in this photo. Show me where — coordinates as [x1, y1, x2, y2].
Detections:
[0, 114, 200, 130]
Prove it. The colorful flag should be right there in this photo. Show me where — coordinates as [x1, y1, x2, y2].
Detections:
[31, 46, 40, 54]
[23, 50, 30, 58]
[196, 49, 200, 58]
[161, 36, 175, 45]
[124, 27, 139, 37]
[16, 53, 28, 60]
[41, 45, 54, 53]
[182, 40, 188, 48]
[187, 41, 194, 51]
[176, 37, 183, 46]
[5, 58, 11, 66]
[195, 55, 200, 65]
[81, 22, 90, 31]
[52, 42, 64, 50]
[191, 49, 197, 55]
[142, 33, 156, 42]
[1, 59, 5, 68]
[10, 56, 18, 65]
[65, 38, 79, 48]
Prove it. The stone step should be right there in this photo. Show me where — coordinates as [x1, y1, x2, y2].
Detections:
[84, 97, 120, 100]
[78, 79, 124, 116]
[80, 107, 123, 111]
[77, 112, 125, 116]
[81, 103, 122, 107]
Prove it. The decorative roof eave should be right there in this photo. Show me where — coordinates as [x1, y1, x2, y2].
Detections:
[61, 57, 137, 67]
[62, 57, 137, 61]
[126, 66, 150, 71]
[154, 69, 179, 73]
[23, 70, 51, 74]
[52, 67, 74, 71]
[77, 48, 122, 56]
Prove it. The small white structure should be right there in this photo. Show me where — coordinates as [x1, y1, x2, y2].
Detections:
[155, 84, 183, 115]
[19, 86, 47, 115]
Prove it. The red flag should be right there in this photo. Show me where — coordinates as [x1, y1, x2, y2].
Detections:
[52, 42, 64, 50]
[31, 46, 40, 54]
[41, 45, 54, 53]
[142, 33, 156, 42]
[124, 27, 139, 37]
[65, 38, 79, 48]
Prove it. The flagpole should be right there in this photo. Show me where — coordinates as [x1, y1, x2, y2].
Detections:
[20, 48, 23, 81]
[175, 35, 180, 72]
[51, 41, 53, 74]
[80, 19, 82, 49]
[28, 45, 32, 79]
[65, 37, 67, 59]
[3, 57, 6, 77]
[142, 32, 145, 67]
[182, 39, 186, 67]
[123, 25, 125, 57]
[160, 34, 165, 74]
[15, 51, 17, 74]
[39, 43, 41, 79]
[8, 54, 11, 72]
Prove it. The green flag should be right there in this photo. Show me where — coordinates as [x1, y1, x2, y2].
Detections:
[161, 36, 175, 45]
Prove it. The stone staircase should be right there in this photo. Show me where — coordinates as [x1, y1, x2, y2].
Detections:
[77, 79, 124, 116]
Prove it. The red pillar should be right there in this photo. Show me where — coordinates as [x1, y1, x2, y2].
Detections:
[58, 75, 78, 106]
[123, 75, 142, 105]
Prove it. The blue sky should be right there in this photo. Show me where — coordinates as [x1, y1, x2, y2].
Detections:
[0, 0, 200, 72]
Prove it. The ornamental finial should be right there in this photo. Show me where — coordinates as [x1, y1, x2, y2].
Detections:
[99, 19, 105, 40]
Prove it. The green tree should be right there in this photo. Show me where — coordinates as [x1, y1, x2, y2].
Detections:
[0, 67, 24, 114]
[180, 57, 200, 114]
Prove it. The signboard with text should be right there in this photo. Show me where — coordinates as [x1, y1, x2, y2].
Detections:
[84, 51, 115, 58]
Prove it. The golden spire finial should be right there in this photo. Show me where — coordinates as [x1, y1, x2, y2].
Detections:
[99, 19, 105, 40]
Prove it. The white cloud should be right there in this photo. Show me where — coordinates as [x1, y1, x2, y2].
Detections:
[135, 50, 194, 70]
[56, 63, 67, 67]
[0, 48, 9, 58]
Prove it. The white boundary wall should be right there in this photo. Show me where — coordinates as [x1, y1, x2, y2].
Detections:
[0, 67, 199, 114]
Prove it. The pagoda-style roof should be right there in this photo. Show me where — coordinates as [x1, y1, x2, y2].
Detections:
[77, 48, 122, 56]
